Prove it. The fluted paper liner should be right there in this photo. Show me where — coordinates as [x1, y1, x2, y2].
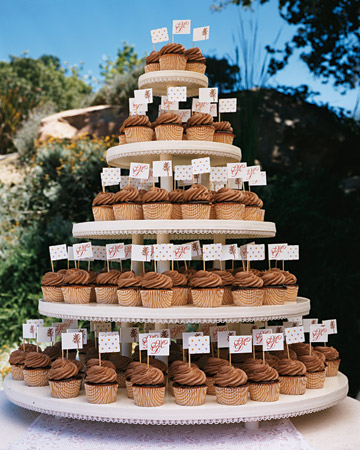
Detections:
[263, 287, 285, 305]
[279, 376, 307, 395]
[249, 381, 280, 402]
[140, 289, 173, 308]
[257, 209, 265, 221]
[155, 124, 183, 141]
[117, 371, 126, 388]
[285, 285, 299, 302]
[113, 203, 143, 220]
[206, 376, 216, 395]
[215, 203, 245, 220]
[125, 379, 134, 399]
[306, 371, 326, 389]
[23, 368, 49, 387]
[49, 378, 82, 399]
[92, 205, 115, 221]
[85, 383, 118, 404]
[62, 286, 91, 304]
[95, 286, 118, 304]
[213, 133, 235, 145]
[143, 203, 172, 220]
[132, 385, 165, 407]
[209, 204, 216, 219]
[124, 126, 153, 143]
[11, 365, 24, 381]
[41, 286, 64, 303]
[173, 385, 207, 406]
[119, 134, 126, 145]
[181, 203, 211, 220]
[222, 286, 233, 305]
[326, 359, 341, 377]
[171, 287, 189, 306]
[185, 62, 206, 74]
[215, 384, 249, 405]
[117, 288, 142, 306]
[232, 289, 263, 307]
[159, 54, 186, 71]
[171, 204, 182, 220]
[186, 126, 215, 141]
[169, 380, 175, 397]
[145, 62, 160, 72]
[191, 288, 224, 307]
[243, 206, 260, 221]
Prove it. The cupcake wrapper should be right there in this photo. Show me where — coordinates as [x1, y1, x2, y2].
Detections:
[49, 378, 82, 399]
[132, 385, 165, 407]
[62, 286, 92, 304]
[155, 124, 183, 140]
[209, 204, 216, 219]
[285, 285, 299, 302]
[249, 381, 280, 402]
[125, 379, 134, 399]
[145, 63, 160, 72]
[95, 286, 118, 304]
[213, 133, 234, 145]
[169, 380, 175, 397]
[279, 376, 307, 395]
[171, 287, 189, 306]
[41, 286, 64, 303]
[124, 126, 153, 143]
[215, 385, 249, 405]
[117, 289, 142, 306]
[11, 365, 24, 381]
[23, 368, 49, 387]
[215, 203, 245, 220]
[263, 287, 286, 305]
[140, 290, 173, 308]
[243, 206, 259, 221]
[257, 209, 265, 221]
[171, 203, 183, 220]
[90, 286, 96, 302]
[222, 286, 233, 305]
[232, 289, 263, 307]
[143, 203, 172, 220]
[159, 54, 187, 71]
[326, 359, 341, 377]
[306, 371, 326, 389]
[186, 126, 215, 141]
[92, 205, 115, 221]
[191, 288, 224, 307]
[113, 203, 143, 220]
[181, 204, 211, 220]
[185, 62, 206, 74]
[117, 371, 126, 388]
[206, 376, 216, 395]
[173, 385, 207, 406]
[85, 383, 118, 404]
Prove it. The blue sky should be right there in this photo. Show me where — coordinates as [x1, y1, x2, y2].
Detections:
[0, 0, 357, 114]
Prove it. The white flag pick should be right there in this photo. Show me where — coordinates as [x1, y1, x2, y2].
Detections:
[217, 330, 236, 348]
[182, 332, 203, 349]
[188, 336, 210, 354]
[262, 333, 284, 352]
[67, 328, 87, 345]
[37, 327, 56, 343]
[229, 335, 252, 354]
[173, 20, 191, 34]
[23, 324, 37, 339]
[153, 160, 173, 177]
[98, 332, 120, 353]
[139, 332, 161, 351]
[106, 243, 125, 261]
[49, 244, 68, 261]
[322, 319, 337, 335]
[193, 26, 210, 42]
[61, 331, 83, 350]
[199, 87, 218, 103]
[151, 27, 169, 44]
[147, 338, 170, 356]
[121, 327, 139, 343]
[134, 88, 153, 104]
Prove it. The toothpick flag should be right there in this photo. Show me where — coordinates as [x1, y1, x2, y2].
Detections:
[67, 328, 87, 345]
[210, 103, 217, 117]
[153, 244, 174, 261]
[153, 160, 173, 177]
[23, 324, 37, 339]
[130, 163, 150, 179]
[134, 88, 153, 104]
[221, 244, 238, 261]
[193, 26, 210, 42]
[209, 326, 228, 342]
[247, 244, 265, 261]
[147, 338, 170, 356]
[192, 157, 211, 174]
[101, 168, 121, 186]
[210, 167, 228, 183]
[199, 88, 218, 103]
[37, 327, 56, 343]
[175, 165, 193, 180]
[243, 165, 261, 182]
[178, 110, 191, 123]
[203, 243, 222, 261]
[173, 20, 191, 34]
[286, 245, 300, 260]
[192, 98, 210, 114]
[249, 171, 267, 186]
[217, 330, 236, 348]
[139, 332, 161, 351]
[303, 319, 318, 333]
[73, 242, 93, 260]
[27, 319, 44, 327]
[94, 322, 112, 334]
[161, 96, 179, 111]
[252, 329, 272, 346]
[61, 332, 83, 350]
[310, 324, 328, 343]
[106, 243, 125, 261]
[229, 335, 252, 353]
[92, 246, 107, 261]
[151, 27, 169, 44]
[131, 244, 153, 262]
[190, 240, 202, 258]
[129, 98, 147, 115]
[98, 332, 120, 353]
[169, 324, 186, 340]
[167, 87, 187, 102]
[285, 327, 305, 344]
[188, 336, 210, 354]
[219, 98, 237, 113]
[227, 162, 247, 179]
[173, 243, 192, 261]
[182, 331, 203, 349]
[268, 243, 288, 261]
[49, 244, 68, 261]
[121, 327, 139, 343]
[124, 244, 132, 260]
[67, 246, 74, 261]
[322, 319, 337, 334]
[262, 333, 284, 351]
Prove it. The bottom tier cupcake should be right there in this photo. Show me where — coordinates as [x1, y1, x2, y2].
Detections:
[23, 352, 51, 387]
[48, 359, 82, 399]
[203, 357, 230, 395]
[131, 366, 166, 407]
[84, 365, 118, 404]
[214, 365, 249, 405]
[172, 365, 207, 406]
[275, 358, 307, 395]
[299, 355, 326, 389]
[314, 346, 341, 377]
[246, 363, 280, 402]
[9, 350, 26, 381]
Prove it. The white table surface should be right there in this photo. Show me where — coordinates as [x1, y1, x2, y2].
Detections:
[0, 392, 359, 450]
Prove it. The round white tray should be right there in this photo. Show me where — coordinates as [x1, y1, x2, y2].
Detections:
[4, 373, 348, 424]
[38, 297, 310, 323]
[138, 70, 208, 97]
[106, 140, 241, 168]
[72, 220, 276, 240]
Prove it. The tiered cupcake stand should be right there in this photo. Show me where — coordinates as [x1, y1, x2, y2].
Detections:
[4, 71, 348, 427]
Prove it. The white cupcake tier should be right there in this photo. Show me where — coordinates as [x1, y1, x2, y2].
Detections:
[38, 297, 310, 323]
[106, 141, 241, 168]
[4, 373, 348, 425]
[138, 70, 208, 97]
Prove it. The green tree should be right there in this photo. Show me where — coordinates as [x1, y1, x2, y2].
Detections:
[205, 56, 240, 92]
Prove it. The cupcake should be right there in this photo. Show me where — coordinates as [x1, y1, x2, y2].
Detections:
[85, 365, 118, 404]
[145, 50, 160, 72]
[211, 270, 234, 304]
[61, 269, 91, 304]
[232, 271, 264, 306]
[214, 187, 245, 220]
[124, 362, 147, 399]
[94, 270, 120, 304]
[292, 342, 313, 357]
[86, 359, 116, 371]
[123, 115, 153, 143]
[41, 271, 64, 303]
[43, 345, 62, 362]
[203, 357, 230, 395]
[119, 124, 126, 145]
[117, 271, 142, 306]
[275, 358, 307, 395]
[172, 365, 207, 406]
[23, 352, 51, 387]
[282, 270, 299, 301]
[48, 359, 82, 399]
[242, 191, 264, 221]
[9, 350, 25, 381]
[314, 346, 340, 377]
[213, 121, 235, 145]
[168, 360, 198, 396]
[189, 270, 224, 307]
[246, 362, 280, 402]
[260, 270, 286, 305]
[299, 354, 326, 389]
[140, 271, 173, 308]
[159, 43, 186, 71]
[109, 354, 133, 387]
[214, 365, 249, 405]
[113, 185, 143, 220]
[92, 192, 115, 221]
[169, 189, 184, 219]
[184, 47, 206, 74]
[255, 352, 279, 368]
[162, 270, 189, 305]
[153, 112, 183, 140]
[182, 184, 211, 219]
[142, 187, 172, 220]
[185, 113, 215, 141]
[131, 366, 166, 407]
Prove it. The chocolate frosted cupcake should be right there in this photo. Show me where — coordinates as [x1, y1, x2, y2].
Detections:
[214, 187, 245, 220]
[213, 121, 235, 145]
[41, 271, 64, 303]
[85, 365, 118, 404]
[117, 271, 142, 306]
[255, 352, 279, 368]
[62, 269, 91, 304]
[282, 270, 299, 301]
[314, 346, 340, 377]
[145, 50, 160, 72]
[43, 345, 62, 362]
[214, 365, 249, 405]
[140, 271, 173, 308]
[260, 270, 286, 305]
[182, 184, 211, 219]
[18, 343, 41, 353]
[211, 270, 234, 304]
[9, 350, 25, 381]
[232, 271, 264, 306]
[92, 192, 115, 221]
[49, 359, 82, 398]
[131, 366, 166, 407]
[95, 269, 120, 304]
[184, 47, 206, 74]
[169, 188, 184, 219]
[172, 365, 207, 406]
[142, 186, 172, 220]
[124, 362, 148, 399]
[113, 185, 143, 220]
[203, 357, 230, 395]
[246, 362, 280, 402]
[153, 112, 183, 140]
[275, 358, 307, 395]
[189, 270, 224, 307]
[23, 352, 51, 387]
[109, 354, 132, 387]
[185, 113, 215, 141]
[242, 190, 264, 221]
[291, 342, 313, 357]
[299, 354, 326, 389]
[86, 359, 116, 372]
[162, 270, 189, 305]
[159, 43, 186, 70]
[123, 115, 153, 143]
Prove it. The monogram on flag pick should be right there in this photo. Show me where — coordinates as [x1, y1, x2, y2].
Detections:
[192, 98, 211, 114]
[67, 328, 87, 345]
[151, 27, 169, 49]
[173, 19, 191, 40]
[167, 86, 187, 102]
[188, 336, 210, 367]
[227, 162, 247, 180]
[37, 327, 56, 344]
[309, 324, 328, 353]
[249, 171, 267, 186]
[193, 26, 210, 46]
[268, 243, 288, 270]
[252, 328, 272, 357]
[147, 338, 170, 366]
[243, 165, 261, 184]
[121, 327, 139, 343]
[139, 332, 161, 362]
[129, 162, 150, 180]
[98, 332, 120, 366]
[134, 88, 153, 104]
[49, 244, 68, 272]
[124, 244, 132, 260]
[169, 324, 186, 340]
[106, 243, 125, 271]
[199, 87, 218, 103]
[73, 242, 93, 261]
[178, 109, 191, 123]
[262, 333, 284, 363]
[210, 103, 217, 117]
[153, 160, 173, 178]
[229, 335, 253, 364]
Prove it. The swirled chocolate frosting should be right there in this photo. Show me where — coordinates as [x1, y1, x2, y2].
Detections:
[148, 357, 168, 373]
[184, 47, 206, 63]
[232, 271, 264, 288]
[42, 272, 64, 287]
[43, 346, 62, 361]
[92, 192, 115, 207]
[159, 43, 186, 55]
[246, 362, 279, 382]
[9, 350, 25, 365]
[299, 355, 325, 372]
[143, 186, 169, 203]
[146, 51, 160, 64]
[203, 357, 229, 376]
[63, 269, 90, 286]
[292, 343, 313, 357]
[96, 270, 120, 286]
[131, 366, 165, 386]
[49, 359, 79, 380]
[242, 191, 263, 208]
[154, 112, 182, 126]
[283, 271, 297, 285]
[275, 358, 306, 376]
[261, 270, 286, 286]
[123, 115, 151, 128]
[255, 353, 279, 368]
[169, 189, 184, 203]
[117, 271, 142, 288]
[186, 113, 214, 128]
[109, 354, 132, 371]
[313, 350, 326, 362]
[183, 184, 211, 203]
[162, 270, 187, 287]
[214, 187, 244, 203]
[25, 352, 51, 369]
[271, 349, 297, 360]
[86, 359, 116, 371]
[211, 270, 234, 286]
[169, 360, 198, 378]
[173, 365, 206, 386]
[214, 365, 248, 387]
[88, 270, 99, 285]
[125, 361, 147, 380]
[18, 344, 41, 353]
[214, 121, 233, 133]
[189, 270, 222, 288]
[314, 346, 339, 361]
[113, 185, 140, 204]
[241, 358, 263, 375]
[141, 271, 173, 289]
[85, 365, 118, 384]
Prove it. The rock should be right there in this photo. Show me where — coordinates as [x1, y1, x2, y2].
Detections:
[0, 153, 23, 185]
